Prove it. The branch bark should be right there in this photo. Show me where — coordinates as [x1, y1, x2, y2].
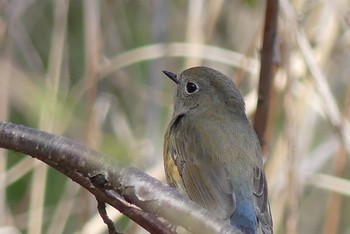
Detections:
[0, 122, 240, 234]
[253, 0, 279, 150]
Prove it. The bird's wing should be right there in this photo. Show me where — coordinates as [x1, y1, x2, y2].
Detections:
[164, 115, 235, 220]
[253, 164, 273, 234]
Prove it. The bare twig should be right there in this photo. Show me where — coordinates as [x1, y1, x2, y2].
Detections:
[96, 199, 120, 234]
[253, 0, 279, 151]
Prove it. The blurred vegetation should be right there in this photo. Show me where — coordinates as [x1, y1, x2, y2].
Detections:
[0, 0, 350, 234]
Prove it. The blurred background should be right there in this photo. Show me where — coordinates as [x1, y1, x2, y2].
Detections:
[0, 0, 350, 233]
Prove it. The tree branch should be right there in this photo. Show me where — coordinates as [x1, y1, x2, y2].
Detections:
[253, 0, 279, 150]
[0, 122, 240, 234]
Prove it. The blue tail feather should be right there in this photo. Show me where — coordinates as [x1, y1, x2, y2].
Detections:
[230, 200, 257, 234]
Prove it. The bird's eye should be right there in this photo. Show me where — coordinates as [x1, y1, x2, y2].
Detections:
[186, 82, 198, 94]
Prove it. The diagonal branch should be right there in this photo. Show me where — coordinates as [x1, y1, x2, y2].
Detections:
[0, 122, 240, 234]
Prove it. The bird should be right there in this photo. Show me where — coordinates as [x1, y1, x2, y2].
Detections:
[163, 66, 273, 234]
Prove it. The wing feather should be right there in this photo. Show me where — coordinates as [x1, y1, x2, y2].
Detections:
[253, 165, 273, 234]
[164, 115, 235, 219]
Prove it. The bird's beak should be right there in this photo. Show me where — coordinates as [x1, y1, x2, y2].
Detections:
[162, 70, 179, 84]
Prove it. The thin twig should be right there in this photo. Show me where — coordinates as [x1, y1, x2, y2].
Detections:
[96, 199, 120, 234]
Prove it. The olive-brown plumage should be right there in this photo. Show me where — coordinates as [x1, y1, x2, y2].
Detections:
[163, 66, 273, 234]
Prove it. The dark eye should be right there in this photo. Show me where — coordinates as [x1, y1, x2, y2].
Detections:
[186, 82, 198, 94]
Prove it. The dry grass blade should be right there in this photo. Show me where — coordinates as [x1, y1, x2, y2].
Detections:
[98, 43, 258, 78]
[307, 174, 350, 197]
[28, 1, 69, 234]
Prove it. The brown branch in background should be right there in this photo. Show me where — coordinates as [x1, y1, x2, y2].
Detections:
[253, 0, 279, 153]
[0, 122, 240, 234]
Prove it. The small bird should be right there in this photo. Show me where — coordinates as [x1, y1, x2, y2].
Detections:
[163, 66, 273, 234]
